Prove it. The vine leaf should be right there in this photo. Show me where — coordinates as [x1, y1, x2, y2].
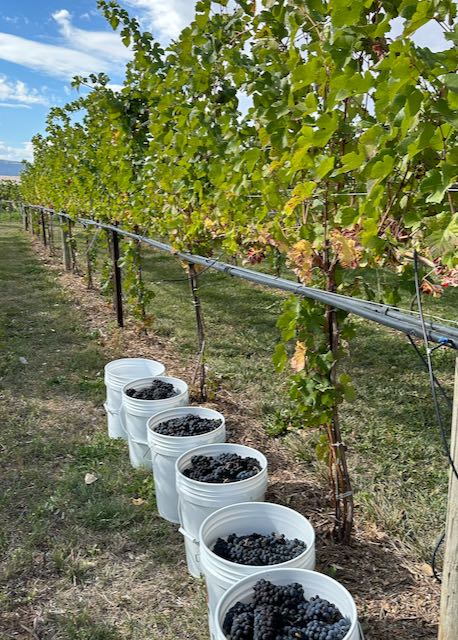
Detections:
[291, 341, 307, 372]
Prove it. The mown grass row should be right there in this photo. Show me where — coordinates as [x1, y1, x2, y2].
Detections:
[0, 220, 207, 639]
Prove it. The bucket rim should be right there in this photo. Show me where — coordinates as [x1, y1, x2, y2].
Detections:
[122, 376, 188, 401]
[199, 501, 316, 571]
[105, 357, 164, 372]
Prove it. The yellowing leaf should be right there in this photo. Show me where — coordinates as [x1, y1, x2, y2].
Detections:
[131, 498, 147, 506]
[284, 182, 316, 215]
[291, 341, 306, 372]
[330, 231, 361, 268]
[287, 240, 314, 283]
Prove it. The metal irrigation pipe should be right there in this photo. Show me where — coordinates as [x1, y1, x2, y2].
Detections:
[19, 204, 458, 350]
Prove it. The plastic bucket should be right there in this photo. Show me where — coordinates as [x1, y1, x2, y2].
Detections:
[200, 501, 316, 627]
[176, 443, 268, 578]
[214, 567, 361, 640]
[122, 376, 189, 470]
[104, 358, 165, 439]
[147, 407, 226, 524]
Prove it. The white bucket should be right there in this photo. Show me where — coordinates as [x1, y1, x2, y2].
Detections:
[200, 501, 316, 630]
[175, 443, 268, 578]
[122, 376, 189, 470]
[147, 407, 226, 524]
[104, 358, 165, 439]
[214, 567, 361, 640]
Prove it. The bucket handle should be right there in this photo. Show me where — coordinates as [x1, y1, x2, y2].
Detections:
[103, 402, 120, 417]
[178, 526, 200, 565]
[177, 498, 200, 564]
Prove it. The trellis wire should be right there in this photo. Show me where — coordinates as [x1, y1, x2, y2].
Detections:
[2, 201, 457, 351]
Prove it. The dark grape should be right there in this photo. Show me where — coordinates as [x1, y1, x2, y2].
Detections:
[223, 602, 254, 635]
[304, 596, 342, 624]
[182, 452, 261, 483]
[125, 379, 177, 400]
[153, 413, 222, 436]
[223, 580, 351, 640]
[212, 532, 306, 566]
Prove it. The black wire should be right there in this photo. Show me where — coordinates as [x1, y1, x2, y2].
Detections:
[150, 253, 224, 285]
[407, 335, 453, 410]
[413, 250, 458, 481]
[413, 250, 457, 583]
[431, 531, 446, 583]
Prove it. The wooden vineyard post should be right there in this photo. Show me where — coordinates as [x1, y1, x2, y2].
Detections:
[21, 204, 28, 231]
[48, 214, 54, 255]
[40, 211, 47, 247]
[60, 216, 72, 271]
[111, 228, 124, 328]
[439, 357, 458, 640]
[188, 263, 207, 401]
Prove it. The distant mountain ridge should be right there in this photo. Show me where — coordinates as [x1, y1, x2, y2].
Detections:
[0, 160, 23, 177]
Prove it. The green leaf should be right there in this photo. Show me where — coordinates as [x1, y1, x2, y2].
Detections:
[332, 151, 365, 177]
[442, 73, 458, 94]
[244, 148, 262, 173]
[272, 343, 288, 372]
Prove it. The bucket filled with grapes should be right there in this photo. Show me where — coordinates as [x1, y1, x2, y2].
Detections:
[175, 443, 268, 577]
[104, 358, 165, 439]
[147, 406, 226, 523]
[122, 376, 188, 470]
[214, 568, 360, 640]
[199, 501, 316, 634]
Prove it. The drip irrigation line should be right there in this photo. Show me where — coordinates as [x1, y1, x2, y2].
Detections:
[13, 203, 458, 350]
[413, 250, 458, 482]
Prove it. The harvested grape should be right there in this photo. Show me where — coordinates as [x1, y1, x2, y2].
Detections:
[125, 379, 177, 400]
[223, 579, 351, 640]
[183, 452, 261, 483]
[212, 532, 306, 566]
[153, 413, 222, 436]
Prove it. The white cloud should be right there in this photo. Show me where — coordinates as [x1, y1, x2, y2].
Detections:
[0, 139, 33, 162]
[0, 102, 31, 109]
[389, 17, 452, 51]
[0, 31, 116, 80]
[0, 74, 48, 105]
[52, 9, 131, 63]
[123, 0, 196, 41]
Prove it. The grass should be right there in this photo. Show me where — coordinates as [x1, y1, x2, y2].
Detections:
[0, 220, 207, 639]
[42, 214, 457, 559]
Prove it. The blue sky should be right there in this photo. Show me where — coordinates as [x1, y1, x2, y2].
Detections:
[0, 1, 451, 162]
[0, 0, 195, 161]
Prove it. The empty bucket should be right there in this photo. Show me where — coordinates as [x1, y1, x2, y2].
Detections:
[104, 358, 165, 439]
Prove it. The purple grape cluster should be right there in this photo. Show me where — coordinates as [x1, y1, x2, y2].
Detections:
[182, 452, 261, 483]
[213, 532, 306, 566]
[125, 379, 177, 400]
[223, 579, 351, 640]
[153, 413, 222, 436]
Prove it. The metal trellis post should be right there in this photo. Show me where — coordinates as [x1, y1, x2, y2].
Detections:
[111, 227, 124, 328]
